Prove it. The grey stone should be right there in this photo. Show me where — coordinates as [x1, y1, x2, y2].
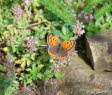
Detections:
[57, 55, 112, 95]
[38, 55, 112, 95]
[86, 31, 112, 71]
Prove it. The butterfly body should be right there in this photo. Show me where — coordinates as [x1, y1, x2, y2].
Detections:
[57, 44, 63, 53]
[47, 34, 74, 60]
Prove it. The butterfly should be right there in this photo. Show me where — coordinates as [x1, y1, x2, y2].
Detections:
[47, 34, 75, 60]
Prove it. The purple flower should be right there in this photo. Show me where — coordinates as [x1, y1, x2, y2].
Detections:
[23, 0, 31, 5]
[89, 14, 94, 19]
[84, 16, 89, 19]
[12, 5, 24, 17]
[6, 54, 15, 63]
[24, 36, 38, 54]
[81, 10, 84, 14]
[77, 13, 82, 18]
[71, 20, 85, 36]
[80, 30, 85, 35]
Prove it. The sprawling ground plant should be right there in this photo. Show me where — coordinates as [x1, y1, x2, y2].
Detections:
[72, 0, 112, 36]
[0, 0, 77, 94]
[0, 0, 111, 95]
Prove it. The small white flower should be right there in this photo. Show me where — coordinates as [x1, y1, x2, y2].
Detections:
[50, 59, 54, 63]
[84, 16, 89, 19]
[26, 37, 30, 40]
[80, 30, 85, 35]
[82, 25, 85, 28]
[35, 41, 38, 44]
[24, 0, 31, 4]
[89, 14, 94, 19]
[81, 11, 84, 14]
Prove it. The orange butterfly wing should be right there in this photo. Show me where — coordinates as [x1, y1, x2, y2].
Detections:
[47, 34, 59, 58]
[57, 56, 67, 60]
[48, 46, 57, 57]
[61, 41, 74, 51]
[47, 34, 59, 46]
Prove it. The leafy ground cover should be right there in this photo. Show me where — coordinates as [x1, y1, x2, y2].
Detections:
[0, 0, 111, 94]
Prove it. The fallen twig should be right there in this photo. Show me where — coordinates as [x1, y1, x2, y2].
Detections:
[17, 22, 43, 29]
[39, 45, 48, 47]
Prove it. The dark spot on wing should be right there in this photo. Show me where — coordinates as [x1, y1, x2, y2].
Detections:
[53, 38, 55, 40]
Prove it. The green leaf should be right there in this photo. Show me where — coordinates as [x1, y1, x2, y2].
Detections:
[7, 25, 13, 29]
[27, 59, 31, 66]
[45, 75, 53, 80]
[87, 32, 93, 36]
[37, 73, 43, 79]
[51, 21, 59, 26]
[0, 64, 6, 71]
[62, 25, 67, 35]
[30, 63, 43, 80]
[54, 72, 63, 79]
[22, 53, 30, 58]
[26, 68, 31, 72]
[32, 63, 37, 70]
[38, 64, 44, 70]
[31, 53, 36, 60]
[86, 26, 95, 32]
[61, 33, 73, 40]
[102, 23, 110, 29]
[21, 61, 26, 68]
[30, 65, 38, 80]
[53, 30, 62, 35]
[0, 27, 5, 31]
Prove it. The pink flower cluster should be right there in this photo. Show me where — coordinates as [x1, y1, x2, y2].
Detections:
[23, 0, 31, 5]
[77, 11, 94, 23]
[24, 36, 38, 54]
[71, 20, 85, 36]
[12, 5, 24, 17]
